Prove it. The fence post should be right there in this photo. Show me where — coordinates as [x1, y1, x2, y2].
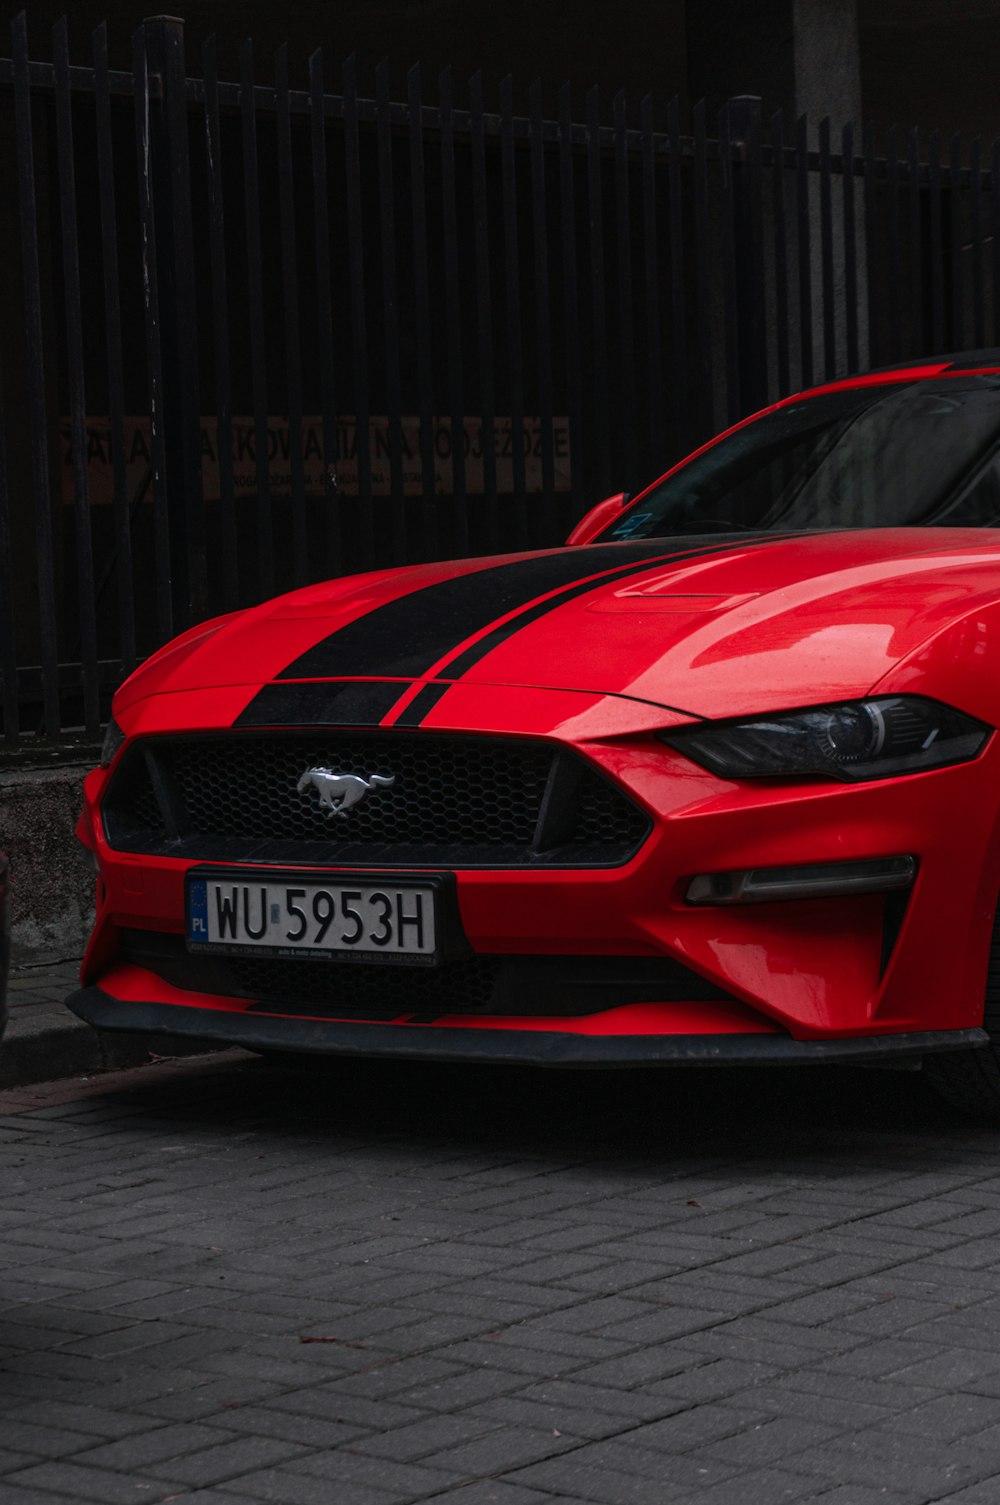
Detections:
[726, 95, 769, 418]
[137, 15, 206, 630]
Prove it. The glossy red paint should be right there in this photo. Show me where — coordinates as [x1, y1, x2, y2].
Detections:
[564, 490, 626, 545]
[70, 365, 1000, 1066]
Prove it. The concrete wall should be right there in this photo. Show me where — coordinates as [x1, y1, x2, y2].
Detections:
[0, 764, 93, 965]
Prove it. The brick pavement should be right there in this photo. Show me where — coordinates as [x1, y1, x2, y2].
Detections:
[2, 1051, 1000, 1502]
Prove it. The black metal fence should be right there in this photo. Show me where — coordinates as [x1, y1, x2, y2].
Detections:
[0, 12, 998, 750]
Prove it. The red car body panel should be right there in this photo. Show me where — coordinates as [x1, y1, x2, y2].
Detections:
[69, 367, 1000, 1065]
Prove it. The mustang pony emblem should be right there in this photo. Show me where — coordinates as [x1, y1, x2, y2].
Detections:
[296, 767, 396, 817]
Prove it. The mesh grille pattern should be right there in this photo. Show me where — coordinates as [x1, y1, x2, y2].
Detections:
[178, 734, 548, 847]
[118, 931, 735, 1020]
[103, 731, 649, 867]
[232, 954, 502, 1016]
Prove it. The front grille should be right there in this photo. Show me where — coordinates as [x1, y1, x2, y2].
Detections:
[232, 953, 503, 1017]
[121, 931, 735, 1020]
[103, 731, 650, 868]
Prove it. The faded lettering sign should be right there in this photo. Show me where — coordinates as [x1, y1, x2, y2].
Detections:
[60, 415, 572, 502]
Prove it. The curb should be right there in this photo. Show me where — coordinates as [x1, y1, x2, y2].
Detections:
[0, 998, 221, 1091]
[0, 1018, 152, 1089]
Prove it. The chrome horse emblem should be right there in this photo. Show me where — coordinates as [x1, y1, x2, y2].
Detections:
[296, 767, 396, 818]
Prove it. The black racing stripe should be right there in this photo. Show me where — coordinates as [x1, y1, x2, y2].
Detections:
[441, 533, 789, 680]
[235, 680, 409, 728]
[391, 682, 451, 727]
[276, 538, 759, 682]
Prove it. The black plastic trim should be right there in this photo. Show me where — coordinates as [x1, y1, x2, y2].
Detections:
[101, 730, 653, 869]
[66, 987, 989, 1068]
[118, 929, 734, 1014]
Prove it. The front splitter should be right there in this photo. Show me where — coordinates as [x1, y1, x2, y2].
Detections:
[66, 986, 989, 1069]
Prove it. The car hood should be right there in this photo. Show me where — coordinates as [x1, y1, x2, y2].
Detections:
[116, 529, 1000, 721]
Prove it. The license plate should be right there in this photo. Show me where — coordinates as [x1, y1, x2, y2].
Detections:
[186, 875, 437, 961]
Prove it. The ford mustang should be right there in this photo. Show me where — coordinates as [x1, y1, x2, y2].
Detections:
[69, 356, 1000, 1114]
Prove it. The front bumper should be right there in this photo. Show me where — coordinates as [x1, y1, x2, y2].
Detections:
[66, 985, 988, 1068]
[77, 681, 1000, 1051]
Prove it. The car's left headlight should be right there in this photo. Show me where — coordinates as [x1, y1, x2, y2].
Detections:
[659, 695, 991, 782]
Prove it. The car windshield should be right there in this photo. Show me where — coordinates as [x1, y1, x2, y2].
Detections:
[603, 375, 1000, 540]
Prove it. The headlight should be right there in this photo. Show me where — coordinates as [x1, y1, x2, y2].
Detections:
[100, 718, 125, 768]
[659, 696, 990, 782]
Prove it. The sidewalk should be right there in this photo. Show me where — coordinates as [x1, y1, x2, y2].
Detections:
[1, 957, 207, 1088]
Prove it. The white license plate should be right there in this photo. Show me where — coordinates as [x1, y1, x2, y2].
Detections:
[186, 876, 437, 959]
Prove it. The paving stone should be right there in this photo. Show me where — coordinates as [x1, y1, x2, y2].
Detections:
[411, 1484, 550, 1504]
[227, 1469, 393, 1505]
[288, 1446, 467, 1494]
[4, 1460, 185, 1502]
[147, 1437, 310, 1488]
[880, 1391, 1000, 1441]
[70, 1422, 229, 1471]
[930, 1477, 1000, 1503]
[687, 1467, 833, 1504]
[418, 1422, 584, 1474]
[12, 1041, 1000, 1503]
[351, 1411, 499, 1461]
[506, 1455, 702, 1504]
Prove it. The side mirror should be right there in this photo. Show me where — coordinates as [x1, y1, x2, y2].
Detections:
[564, 491, 629, 546]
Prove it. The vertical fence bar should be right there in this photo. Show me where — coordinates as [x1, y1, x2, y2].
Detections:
[693, 99, 713, 438]
[993, 139, 1000, 344]
[971, 137, 985, 348]
[143, 16, 205, 628]
[343, 54, 374, 566]
[53, 18, 100, 736]
[12, 11, 60, 735]
[842, 121, 859, 374]
[819, 117, 836, 378]
[558, 82, 584, 516]
[500, 76, 527, 533]
[408, 64, 437, 556]
[132, 24, 173, 642]
[886, 126, 901, 361]
[375, 60, 405, 564]
[586, 86, 612, 493]
[94, 21, 136, 669]
[439, 69, 468, 555]
[641, 95, 664, 474]
[863, 122, 880, 369]
[240, 39, 272, 598]
[929, 129, 944, 351]
[309, 49, 341, 579]
[666, 95, 687, 453]
[470, 71, 498, 549]
[718, 103, 740, 424]
[203, 35, 237, 610]
[613, 91, 637, 484]
[772, 110, 790, 395]
[795, 113, 813, 389]
[730, 95, 767, 413]
[276, 45, 307, 585]
[907, 126, 923, 358]
[529, 79, 556, 541]
[949, 133, 963, 349]
[0, 350, 16, 745]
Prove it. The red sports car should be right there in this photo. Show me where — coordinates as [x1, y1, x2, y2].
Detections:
[69, 358, 1000, 1113]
